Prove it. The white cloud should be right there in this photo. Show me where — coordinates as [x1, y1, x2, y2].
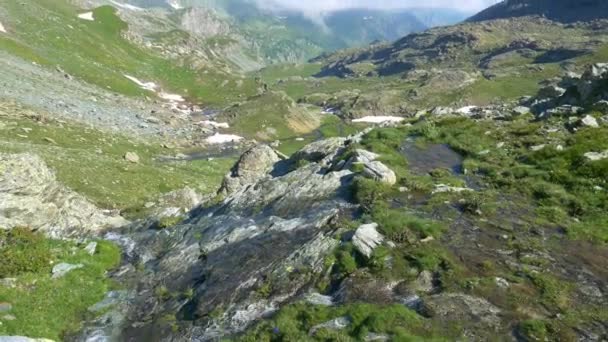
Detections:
[255, 0, 501, 14]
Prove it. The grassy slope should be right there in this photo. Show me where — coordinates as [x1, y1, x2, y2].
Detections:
[0, 0, 256, 105]
[0, 103, 233, 214]
[0, 236, 121, 341]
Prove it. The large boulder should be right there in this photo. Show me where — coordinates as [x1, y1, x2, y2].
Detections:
[0, 153, 127, 238]
[361, 161, 397, 185]
[150, 187, 203, 218]
[219, 145, 282, 195]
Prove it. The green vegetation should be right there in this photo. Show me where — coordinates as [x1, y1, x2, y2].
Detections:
[0, 107, 233, 215]
[0, 0, 256, 105]
[239, 302, 450, 341]
[0, 227, 52, 278]
[0, 229, 120, 340]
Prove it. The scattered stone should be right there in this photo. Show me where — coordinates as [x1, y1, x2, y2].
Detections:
[0, 279, 16, 288]
[0, 303, 12, 313]
[530, 144, 546, 152]
[365, 333, 390, 341]
[309, 316, 351, 336]
[43, 137, 57, 144]
[1, 315, 16, 321]
[422, 293, 502, 332]
[52, 263, 84, 279]
[361, 161, 397, 185]
[584, 150, 608, 161]
[580, 115, 599, 128]
[84, 242, 97, 255]
[123, 152, 140, 163]
[512, 106, 530, 115]
[145, 117, 161, 124]
[432, 184, 472, 194]
[496, 142, 505, 148]
[431, 107, 453, 116]
[400, 294, 423, 310]
[410, 271, 435, 293]
[352, 223, 384, 258]
[305, 292, 334, 306]
[495, 277, 509, 289]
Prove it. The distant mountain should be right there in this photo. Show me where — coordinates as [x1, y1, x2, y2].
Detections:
[468, 0, 608, 23]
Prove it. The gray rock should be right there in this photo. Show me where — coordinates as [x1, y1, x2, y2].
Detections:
[0, 303, 12, 313]
[538, 85, 566, 99]
[1, 315, 16, 321]
[582, 63, 608, 80]
[309, 316, 351, 336]
[52, 263, 84, 279]
[352, 223, 384, 258]
[305, 292, 334, 306]
[593, 100, 608, 113]
[580, 115, 599, 128]
[512, 106, 530, 115]
[365, 333, 390, 341]
[410, 271, 435, 293]
[431, 106, 453, 116]
[292, 137, 347, 163]
[151, 187, 203, 217]
[84, 242, 97, 255]
[0, 279, 16, 288]
[123, 152, 140, 163]
[423, 293, 502, 333]
[361, 161, 397, 185]
[0, 153, 128, 238]
[219, 145, 282, 195]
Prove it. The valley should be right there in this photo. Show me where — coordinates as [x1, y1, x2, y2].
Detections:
[0, 0, 607, 341]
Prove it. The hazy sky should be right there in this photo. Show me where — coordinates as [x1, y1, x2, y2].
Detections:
[257, 0, 501, 13]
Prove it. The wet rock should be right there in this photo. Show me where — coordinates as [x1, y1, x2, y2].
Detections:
[123, 152, 140, 163]
[361, 161, 397, 185]
[422, 293, 502, 334]
[52, 263, 83, 279]
[305, 292, 334, 306]
[335, 272, 394, 305]
[309, 316, 351, 336]
[219, 145, 281, 195]
[352, 223, 384, 258]
[0, 153, 128, 238]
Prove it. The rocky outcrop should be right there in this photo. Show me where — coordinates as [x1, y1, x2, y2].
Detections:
[0, 153, 127, 238]
[219, 145, 282, 196]
[80, 134, 389, 341]
[352, 223, 384, 258]
[149, 187, 203, 218]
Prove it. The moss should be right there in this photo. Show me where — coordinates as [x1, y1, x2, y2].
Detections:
[0, 227, 51, 278]
[157, 215, 185, 229]
[518, 319, 549, 341]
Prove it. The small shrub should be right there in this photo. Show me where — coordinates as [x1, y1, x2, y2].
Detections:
[352, 177, 392, 210]
[519, 320, 548, 341]
[0, 227, 51, 277]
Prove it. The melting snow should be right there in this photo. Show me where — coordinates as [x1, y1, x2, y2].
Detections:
[78, 12, 95, 21]
[109, 0, 144, 11]
[0, 21, 6, 33]
[352, 116, 405, 124]
[205, 133, 244, 144]
[124, 75, 158, 92]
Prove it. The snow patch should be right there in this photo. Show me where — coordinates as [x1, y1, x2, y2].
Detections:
[124, 75, 158, 92]
[0, 21, 6, 33]
[205, 133, 244, 144]
[352, 116, 405, 124]
[167, 0, 183, 9]
[78, 12, 95, 21]
[109, 0, 144, 11]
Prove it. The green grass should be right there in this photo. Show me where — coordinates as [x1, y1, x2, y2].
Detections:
[239, 302, 450, 341]
[0, 0, 257, 105]
[0, 109, 233, 215]
[0, 231, 121, 340]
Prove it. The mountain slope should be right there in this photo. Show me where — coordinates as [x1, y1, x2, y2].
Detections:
[469, 0, 608, 23]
